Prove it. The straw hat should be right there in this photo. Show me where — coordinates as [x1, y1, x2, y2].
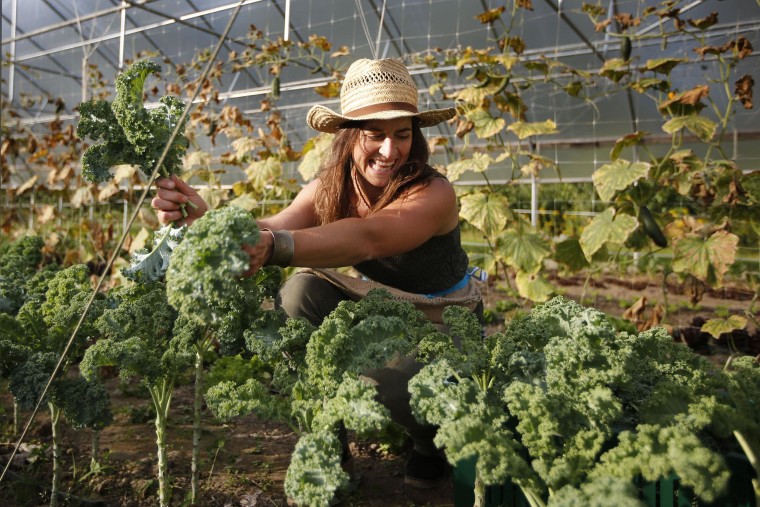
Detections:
[307, 58, 456, 133]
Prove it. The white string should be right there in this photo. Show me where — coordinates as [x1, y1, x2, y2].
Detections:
[355, 0, 375, 58]
[375, 0, 386, 58]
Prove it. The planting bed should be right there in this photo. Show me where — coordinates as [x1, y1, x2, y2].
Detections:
[1, 273, 756, 507]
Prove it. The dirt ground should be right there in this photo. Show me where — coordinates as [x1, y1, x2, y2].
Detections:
[1, 273, 757, 507]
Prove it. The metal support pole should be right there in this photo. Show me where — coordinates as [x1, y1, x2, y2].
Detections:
[284, 0, 291, 41]
[9, 0, 18, 103]
[119, 1, 127, 68]
[531, 142, 539, 227]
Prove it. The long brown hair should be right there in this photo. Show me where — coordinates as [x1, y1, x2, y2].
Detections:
[313, 120, 439, 225]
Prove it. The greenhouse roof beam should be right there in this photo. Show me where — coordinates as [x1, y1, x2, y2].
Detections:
[40, 0, 121, 79]
[0, 3, 130, 45]
[123, 0, 249, 46]
[543, 0, 606, 64]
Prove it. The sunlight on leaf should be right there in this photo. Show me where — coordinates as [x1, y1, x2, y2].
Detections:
[701, 314, 747, 339]
[672, 230, 739, 285]
[662, 115, 716, 142]
[580, 208, 638, 260]
[460, 191, 510, 237]
[592, 159, 650, 202]
[298, 133, 332, 181]
[498, 229, 550, 274]
[507, 119, 558, 140]
[515, 270, 553, 302]
[466, 108, 506, 139]
[446, 152, 491, 182]
[197, 187, 227, 210]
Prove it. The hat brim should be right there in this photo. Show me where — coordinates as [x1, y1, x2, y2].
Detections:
[307, 104, 456, 133]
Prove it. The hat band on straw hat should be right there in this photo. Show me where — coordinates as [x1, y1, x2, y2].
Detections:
[345, 102, 418, 118]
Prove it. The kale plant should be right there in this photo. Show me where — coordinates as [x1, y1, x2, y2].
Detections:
[165, 204, 282, 503]
[80, 281, 191, 507]
[409, 296, 758, 507]
[6, 264, 111, 507]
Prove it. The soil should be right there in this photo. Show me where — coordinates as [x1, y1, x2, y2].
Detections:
[1, 273, 757, 507]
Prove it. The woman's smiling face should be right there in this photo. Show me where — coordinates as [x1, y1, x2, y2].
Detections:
[352, 117, 413, 189]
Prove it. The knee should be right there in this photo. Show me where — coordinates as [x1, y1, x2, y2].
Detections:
[276, 273, 347, 325]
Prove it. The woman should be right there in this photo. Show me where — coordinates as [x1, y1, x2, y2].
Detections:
[153, 58, 482, 489]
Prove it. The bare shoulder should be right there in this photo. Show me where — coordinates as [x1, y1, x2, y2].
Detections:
[404, 175, 456, 204]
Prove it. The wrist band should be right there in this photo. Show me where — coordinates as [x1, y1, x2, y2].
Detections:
[262, 228, 294, 267]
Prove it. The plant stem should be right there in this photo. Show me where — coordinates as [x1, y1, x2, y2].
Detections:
[151, 378, 174, 507]
[49, 403, 61, 507]
[191, 335, 214, 505]
[473, 470, 485, 507]
[734, 430, 760, 505]
[13, 400, 19, 436]
[90, 430, 100, 471]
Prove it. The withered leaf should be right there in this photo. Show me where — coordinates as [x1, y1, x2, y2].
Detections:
[680, 85, 709, 105]
[516, 0, 533, 10]
[615, 13, 639, 30]
[735, 75, 754, 110]
[687, 11, 718, 30]
[476, 6, 505, 24]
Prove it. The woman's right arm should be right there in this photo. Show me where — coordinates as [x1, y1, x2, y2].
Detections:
[152, 175, 321, 231]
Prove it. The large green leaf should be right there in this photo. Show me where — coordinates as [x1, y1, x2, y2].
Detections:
[662, 115, 716, 142]
[580, 208, 638, 260]
[554, 238, 590, 272]
[446, 152, 491, 182]
[459, 191, 510, 237]
[466, 108, 506, 139]
[701, 315, 747, 339]
[497, 229, 551, 274]
[672, 230, 739, 284]
[507, 119, 558, 140]
[515, 270, 554, 302]
[592, 159, 650, 202]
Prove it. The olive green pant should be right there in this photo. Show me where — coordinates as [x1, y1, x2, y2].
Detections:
[277, 272, 441, 456]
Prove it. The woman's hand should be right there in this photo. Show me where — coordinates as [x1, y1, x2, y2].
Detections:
[151, 175, 208, 226]
[242, 229, 274, 277]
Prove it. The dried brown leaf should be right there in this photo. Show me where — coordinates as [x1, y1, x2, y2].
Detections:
[476, 6, 505, 24]
[735, 74, 754, 110]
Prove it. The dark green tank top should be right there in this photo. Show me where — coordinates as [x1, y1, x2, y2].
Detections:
[353, 224, 469, 294]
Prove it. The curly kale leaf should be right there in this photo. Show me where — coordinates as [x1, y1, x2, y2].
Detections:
[313, 373, 391, 435]
[0, 235, 44, 314]
[77, 99, 143, 183]
[418, 305, 487, 376]
[549, 476, 646, 507]
[52, 375, 113, 430]
[40, 264, 105, 346]
[9, 351, 57, 409]
[409, 359, 537, 490]
[205, 378, 287, 422]
[83, 282, 189, 384]
[0, 313, 31, 377]
[76, 59, 188, 182]
[284, 431, 348, 507]
[592, 424, 730, 502]
[166, 205, 259, 324]
[121, 224, 186, 283]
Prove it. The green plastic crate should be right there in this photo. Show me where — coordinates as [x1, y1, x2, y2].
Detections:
[453, 453, 756, 507]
